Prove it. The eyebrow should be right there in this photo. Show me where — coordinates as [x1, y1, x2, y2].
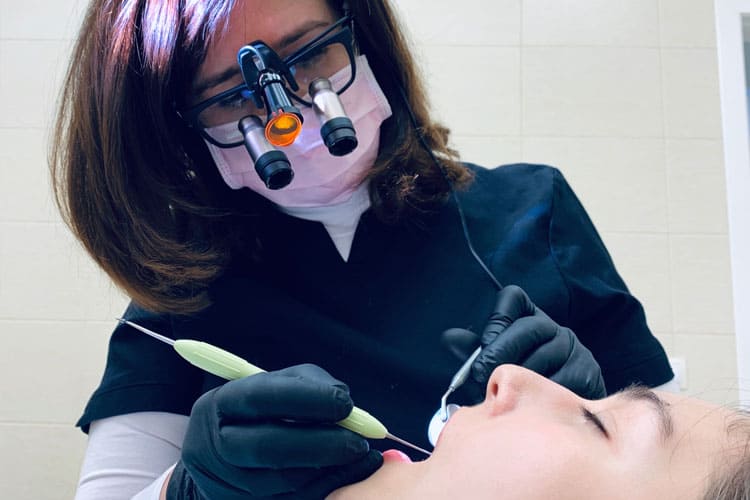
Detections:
[192, 67, 240, 99]
[617, 385, 674, 443]
[191, 19, 331, 99]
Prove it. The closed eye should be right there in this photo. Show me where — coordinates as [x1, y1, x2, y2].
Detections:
[582, 407, 610, 439]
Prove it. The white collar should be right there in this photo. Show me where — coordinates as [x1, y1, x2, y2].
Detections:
[278, 182, 371, 261]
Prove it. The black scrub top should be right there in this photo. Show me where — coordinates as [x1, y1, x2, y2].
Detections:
[77, 163, 673, 456]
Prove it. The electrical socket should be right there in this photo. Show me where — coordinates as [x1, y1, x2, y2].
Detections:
[669, 357, 688, 390]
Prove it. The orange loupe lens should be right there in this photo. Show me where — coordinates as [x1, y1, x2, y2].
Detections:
[265, 111, 302, 147]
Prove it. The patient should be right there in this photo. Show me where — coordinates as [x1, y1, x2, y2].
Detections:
[329, 365, 750, 500]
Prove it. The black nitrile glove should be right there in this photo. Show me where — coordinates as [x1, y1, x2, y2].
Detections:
[166, 364, 383, 500]
[443, 285, 606, 402]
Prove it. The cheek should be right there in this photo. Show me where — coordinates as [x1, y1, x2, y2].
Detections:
[431, 415, 614, 499]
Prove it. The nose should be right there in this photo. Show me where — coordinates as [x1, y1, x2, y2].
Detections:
[485, 364, 582, 415]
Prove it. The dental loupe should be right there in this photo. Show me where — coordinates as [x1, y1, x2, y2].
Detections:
[238, 116, 294, 190]
[309, 78, 357, 156]
[233, 39, 359, 189]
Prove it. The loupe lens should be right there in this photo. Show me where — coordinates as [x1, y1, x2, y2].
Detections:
[320, 117, 357, 156]
[309, 78, 357, 156]
[256, 150, 294, 189]
[238, 115, 294, 189]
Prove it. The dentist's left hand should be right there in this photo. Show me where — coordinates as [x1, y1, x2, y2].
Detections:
[443, 285, 606, 402]
[165, 364, 382, 500]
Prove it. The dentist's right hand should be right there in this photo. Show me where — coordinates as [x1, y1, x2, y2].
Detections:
[165, 364, 383, 500]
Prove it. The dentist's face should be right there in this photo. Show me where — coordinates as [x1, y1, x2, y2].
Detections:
[330, 365, 742, 500]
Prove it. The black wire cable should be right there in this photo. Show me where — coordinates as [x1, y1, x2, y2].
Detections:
[396, 84, 503, 291]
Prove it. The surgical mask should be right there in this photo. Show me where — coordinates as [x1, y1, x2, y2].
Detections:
[205, 55, 392, 208]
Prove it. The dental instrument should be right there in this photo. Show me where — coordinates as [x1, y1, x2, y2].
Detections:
[439, 346, 482, 421]
[427, 403, 460, 446]
[117, 318, 431, 457]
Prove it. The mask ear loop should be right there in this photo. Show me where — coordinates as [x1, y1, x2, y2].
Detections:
[395, 84, 503, 292]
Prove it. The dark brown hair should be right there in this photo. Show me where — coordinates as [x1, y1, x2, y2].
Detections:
[50, 0, 471, 314]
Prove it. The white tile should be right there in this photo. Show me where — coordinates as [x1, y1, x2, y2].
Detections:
[0, 40, 75, 128]
[0, 223, 129, 321]
[670, 235, 734, 335]
[659, 0, 717, 48]
[522, 47, 663, 137]
[672, 333, 739, 406]
[452, 136, 522, 168]
[422, 46, 521, 136]
[600, 232, 673, 334]
[392, 0, 521, 46]
[0, 128, 60, 223]
[523, 137, 668, 233]
[523, 0, 659, 47]
[0, 424, 84, 500]
[661, 49, 722, 138]
[0, 320, 110, 423]
[0, 0, 88, 40]
[666, 139, 728, 234]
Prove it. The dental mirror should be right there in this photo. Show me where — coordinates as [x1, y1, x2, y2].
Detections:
[427, 403, 461, 446]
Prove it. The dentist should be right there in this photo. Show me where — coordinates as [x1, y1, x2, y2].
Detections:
[52, 0, 675, 498]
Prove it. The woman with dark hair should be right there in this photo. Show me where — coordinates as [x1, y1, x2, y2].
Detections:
[54, 0, 675, 499]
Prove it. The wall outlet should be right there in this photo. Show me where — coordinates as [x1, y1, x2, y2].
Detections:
[669, 357, 688, 390]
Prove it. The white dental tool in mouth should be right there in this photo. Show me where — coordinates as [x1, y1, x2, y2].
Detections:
[428, 345, 481, 446]
[438, 346, 482, 420]
[428, 403, 461, 446]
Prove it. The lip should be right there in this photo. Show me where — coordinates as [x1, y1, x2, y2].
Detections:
[382, 449, 413, 463]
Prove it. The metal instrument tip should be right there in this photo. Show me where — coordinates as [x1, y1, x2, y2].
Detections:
[440, 390, 452, 422]
[386, 432, 432, 457]
[116, 318, 176, 346]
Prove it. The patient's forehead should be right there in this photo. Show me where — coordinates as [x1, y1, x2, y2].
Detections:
[656, 392, 741, 466]
[657, 391, 731, 431]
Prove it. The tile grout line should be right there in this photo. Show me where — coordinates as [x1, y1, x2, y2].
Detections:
[656, 0, 677, 344]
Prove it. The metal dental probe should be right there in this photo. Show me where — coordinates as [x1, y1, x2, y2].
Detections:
[117, 318, 432, 457]
[439, 346, 482, 421]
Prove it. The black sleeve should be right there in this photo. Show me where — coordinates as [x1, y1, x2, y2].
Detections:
[548, 168, 673, 393]
[76, 302, 204, 432]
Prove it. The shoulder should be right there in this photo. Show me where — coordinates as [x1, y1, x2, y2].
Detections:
[456, 162, 569, 214]
[463, 162, 564, 197]
[465, 161, 560, 179]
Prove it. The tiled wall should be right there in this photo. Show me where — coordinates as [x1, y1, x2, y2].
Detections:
[1, 1, 131, 498]
[0, 0, 738, 498]
[395, 0, 736, 400]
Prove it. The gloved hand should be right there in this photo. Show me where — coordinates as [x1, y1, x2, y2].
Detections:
[166, 364, 383, 500]
[442, 285, 606, 403]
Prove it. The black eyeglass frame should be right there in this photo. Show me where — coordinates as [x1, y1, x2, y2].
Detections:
[179, 15, 357, 148]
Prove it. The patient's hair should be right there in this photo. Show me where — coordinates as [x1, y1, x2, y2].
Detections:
[702, 413, 750, 500]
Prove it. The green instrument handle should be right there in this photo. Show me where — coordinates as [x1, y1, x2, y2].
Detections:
[173, 339, 388, 439]
[337, 406, 387, 439]
[174, 339, 264, 379]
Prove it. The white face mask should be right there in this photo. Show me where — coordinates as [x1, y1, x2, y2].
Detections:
[204, 55, 392, 208]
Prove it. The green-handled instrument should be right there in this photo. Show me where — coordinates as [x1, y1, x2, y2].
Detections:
[117, 318, 431, 456]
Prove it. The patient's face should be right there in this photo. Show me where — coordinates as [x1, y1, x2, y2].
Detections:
[329, 365, 740, 500]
